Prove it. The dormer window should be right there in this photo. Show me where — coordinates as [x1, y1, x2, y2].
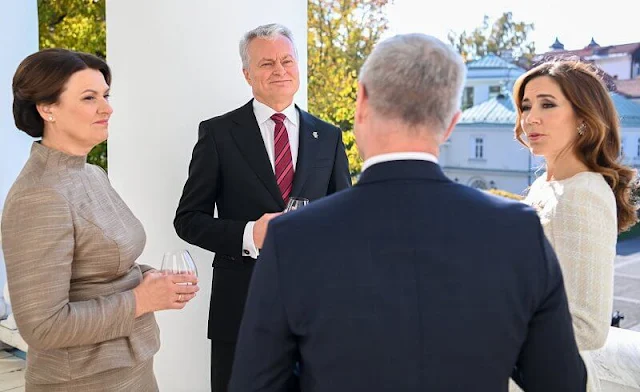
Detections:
[488, 85, 501, 99]
[462, 87, 474, 110]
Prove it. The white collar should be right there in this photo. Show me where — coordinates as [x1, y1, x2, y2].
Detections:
[252, 99, 298, 126]
[362, 152, 439, 172]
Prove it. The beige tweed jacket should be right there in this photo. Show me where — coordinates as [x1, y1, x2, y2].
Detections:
[1, 142, 160, 385]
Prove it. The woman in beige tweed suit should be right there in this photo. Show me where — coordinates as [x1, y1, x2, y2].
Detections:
[1, 48, 199, 391]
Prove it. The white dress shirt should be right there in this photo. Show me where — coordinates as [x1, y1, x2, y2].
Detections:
[361, 152, 439, 172]
[242, 99, 300, 258]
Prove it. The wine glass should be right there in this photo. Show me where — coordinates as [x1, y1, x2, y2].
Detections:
[284, 197, 309, 213]
[160, 249, 198, 284]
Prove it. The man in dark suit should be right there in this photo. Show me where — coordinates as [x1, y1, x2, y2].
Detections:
[229, 34, 586, 392]
[174, 23, 350, 392]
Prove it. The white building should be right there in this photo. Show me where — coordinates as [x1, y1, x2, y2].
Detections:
[441, 92, 542, 196]
[461, 54, 526, 110]
[441, 54, 533, 195]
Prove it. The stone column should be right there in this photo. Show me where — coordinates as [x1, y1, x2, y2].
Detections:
[0, 0, 38, 310]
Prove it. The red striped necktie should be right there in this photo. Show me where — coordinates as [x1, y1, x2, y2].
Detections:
[271, 113, 294, 203]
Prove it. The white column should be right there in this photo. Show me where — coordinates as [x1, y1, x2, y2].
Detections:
[106, 2, 307, 390]
[0, 0, 38, 308]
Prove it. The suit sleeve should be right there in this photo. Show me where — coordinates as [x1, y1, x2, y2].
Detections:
[174, 121, 248, 257]
[513, 233, 587, 391]
[328, 128, 352, 194]
[229, 222, 298, 392]
[1, 189, 137, 350]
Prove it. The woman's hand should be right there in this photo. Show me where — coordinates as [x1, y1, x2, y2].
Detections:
[133, 272, 199, 317]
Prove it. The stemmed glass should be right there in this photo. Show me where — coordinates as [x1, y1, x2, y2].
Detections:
[160, 249, 198, 284]
[284, 197, 309, 213]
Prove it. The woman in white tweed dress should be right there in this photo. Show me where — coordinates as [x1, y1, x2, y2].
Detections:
[510, 60, 638, 391]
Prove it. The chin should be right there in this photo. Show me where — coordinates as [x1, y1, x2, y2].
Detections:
[528, 145, 545, 157]
[277, 87, 298, 97]
[95, 131, 109, 145]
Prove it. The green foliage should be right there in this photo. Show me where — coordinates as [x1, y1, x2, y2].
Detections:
[86, 140, 107, 169]
[308, 0, 391, 178]
[342, 130, 362, 180]
[447, 12, 535, 66]
[39, 0, 106, 58]
[38, 0, 108, 170]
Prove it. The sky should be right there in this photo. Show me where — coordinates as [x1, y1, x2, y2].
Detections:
[385, 0, 639, 53]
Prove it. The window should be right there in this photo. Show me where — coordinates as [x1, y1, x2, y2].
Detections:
[469, 135, 486, 160]
[474, 137, 484, 159]
[488, 85, 501, 99]
[462, 87, 474, 110]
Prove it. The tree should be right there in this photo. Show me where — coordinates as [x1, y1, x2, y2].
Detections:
[38, 0, 108, 170]
[308, 0, 392, 179]
[447, 12, 535, 66]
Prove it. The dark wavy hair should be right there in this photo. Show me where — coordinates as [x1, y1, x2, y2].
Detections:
[513, 59, 638, 233]
[12, 48, 111, 138]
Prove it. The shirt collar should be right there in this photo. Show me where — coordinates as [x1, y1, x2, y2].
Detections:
[362, 152, 439, 172]
[253, 99, 298, 126]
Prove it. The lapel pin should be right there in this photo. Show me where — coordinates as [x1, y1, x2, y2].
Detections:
[312, 131, 318, 139]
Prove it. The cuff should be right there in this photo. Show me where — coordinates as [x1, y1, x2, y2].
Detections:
[242, 221, 260, 259]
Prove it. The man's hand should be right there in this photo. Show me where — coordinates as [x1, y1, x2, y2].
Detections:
[253, 212, 281, 249]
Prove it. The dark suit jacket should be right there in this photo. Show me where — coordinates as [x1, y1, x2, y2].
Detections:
[229, 160, 586, 392]
[174, 100, 351, 341]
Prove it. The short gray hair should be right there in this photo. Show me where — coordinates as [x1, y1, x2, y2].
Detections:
[359, 34, 466, 131]
[239, 23, 297, 69]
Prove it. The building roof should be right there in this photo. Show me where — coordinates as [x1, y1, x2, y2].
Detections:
[538, 41, 640, 61]
[466, 54, 524, 70]
[459, 92, 516, 125]
[611, 92, 640, 126]
[586, 37, 600, 49]
[550, 37, 565, 50]
[615, 78, 640, 99]
[459, 92, 640, 127]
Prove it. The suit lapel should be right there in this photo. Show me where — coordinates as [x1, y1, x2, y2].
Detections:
[291, 108, 320, 197]
[230, 100, 285, 209]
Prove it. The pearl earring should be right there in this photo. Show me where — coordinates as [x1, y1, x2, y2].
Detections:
[48, 116, 53, 121]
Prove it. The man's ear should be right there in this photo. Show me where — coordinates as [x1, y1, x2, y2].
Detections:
[355, 82, 368, 125]
[242, 68, 252, 85]
[442, 110, 461, 143]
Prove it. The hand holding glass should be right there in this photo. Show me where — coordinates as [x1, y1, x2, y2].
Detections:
[160, 250, 198, 285]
